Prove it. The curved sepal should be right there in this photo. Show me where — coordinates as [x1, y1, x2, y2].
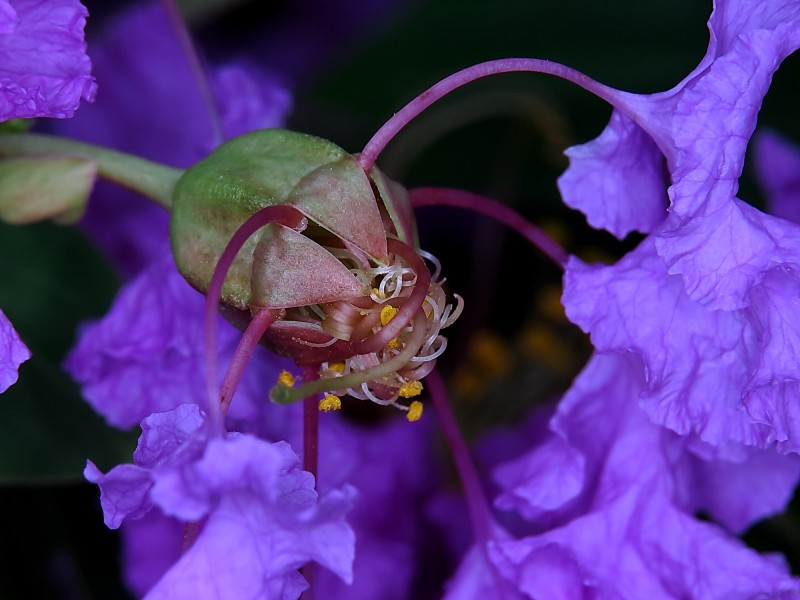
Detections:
[250, 223, 366, 308]
[370, 167, 417, 246]
[288, 155, 388, 260]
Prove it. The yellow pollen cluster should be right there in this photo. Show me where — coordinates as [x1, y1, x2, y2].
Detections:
[387, 337, 401, 350]
[277, 370, 295, 388]
[380, 305, 398, 326]
[406, 401, 423, 422]
[327, 361, 345, 373]
[319, 394, 342, 412]
[399, 380, 423, 398]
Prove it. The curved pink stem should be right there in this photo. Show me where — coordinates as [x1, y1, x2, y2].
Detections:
[410, 187, 569, 267]
[159, 0, 223, 146]
[427, 369, 493, 543]
[359, 58, 630, 172]
[204, 205, 303, 434]
[219, 308, 278, 416]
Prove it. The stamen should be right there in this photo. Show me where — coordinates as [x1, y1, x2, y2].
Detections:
[398, 381, 423, 398]
[406, 401, 424, 422]
[278, 370, 296, 387]
[319, 394, 342, 412]
[272, 312, 428, 404]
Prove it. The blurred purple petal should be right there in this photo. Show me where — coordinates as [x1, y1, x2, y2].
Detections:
[0, 308, 30, 393]
[0, 0, 96, 121]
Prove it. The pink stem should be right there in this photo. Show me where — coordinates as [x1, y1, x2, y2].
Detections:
[159, 0, 223, 146]
[350, 238, 430, 355]
[219, 308, 278, 416]
[302, 365, 321, 481]
[300, 365, 322, 600]
[359, 58, 629, 172]
[204, 205, 303, 434]
[410, 187, 569, 268]
[427, 369, 493, 543]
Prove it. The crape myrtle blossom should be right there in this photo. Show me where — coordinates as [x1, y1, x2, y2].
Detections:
[0, 0, 96, 121]
[84, 404, 357, 598]
[556, 0, 800, 454]
[70, 254, 442, 598]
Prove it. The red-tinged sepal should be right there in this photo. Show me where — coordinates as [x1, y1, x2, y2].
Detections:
[250, 223, 367, 309]
[288, 155, 388, 261]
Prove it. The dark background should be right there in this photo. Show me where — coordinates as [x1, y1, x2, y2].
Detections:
[2, 0, 799, 597]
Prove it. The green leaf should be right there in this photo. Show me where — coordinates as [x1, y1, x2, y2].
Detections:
[0, 157, 96, 225]
[0, 221, 136, 483]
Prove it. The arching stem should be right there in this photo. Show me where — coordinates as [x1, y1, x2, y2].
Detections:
[159, 0, 224, 146]
[219, 308, 279, 416]
[427, 369, 493, 543]
[410, 187, 569, 268]
[203, 205, 304, 434]
[359, 58, 631, 172]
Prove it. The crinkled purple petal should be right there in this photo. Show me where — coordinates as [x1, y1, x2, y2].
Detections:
[754, 130, 800, 223]
[65, 256, 207, 428]
[0, 0, 96, 121]
[488, 353, 800, 597]
[147, 436, 355, 598]
[84, 404, 206, 529]
[563, 236, 800, 454]
[1, 308, 30, 393]
[84, 461, 153, 529]
[64, 255, 290, 430]
[51, 2, 290, 275]
[493, 435, 584, 520]
[563, 239, 767, 451]
[557, 109, 668, 239]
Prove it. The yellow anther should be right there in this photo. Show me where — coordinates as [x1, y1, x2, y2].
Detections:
[380, 305, 399, 326]
[387, 337, 401, 350]
[319, 394, 342, 412]
[406, 401, 423, 422]
[398, 380, 423, 398]
[327, 361, 346, 373]
[277, 370, 295, 388]
[372, 287, 384, 298]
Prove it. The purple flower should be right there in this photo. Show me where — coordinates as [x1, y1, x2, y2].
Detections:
[485, 354, 800, 597]
[0, 0, 96, 121]
[86, 404, 356, 598]
[556, 0, 800, 453]
[0, 308, 29, 393]
[65, 254, 292, 430]
[52, 1, 290, 275]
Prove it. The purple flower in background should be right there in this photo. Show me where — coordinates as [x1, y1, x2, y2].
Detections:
[557, 0, 800, 454]
[86, 404, 356, 597]
[0, 0, 96, 121]
[0, 308, 29, 393]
